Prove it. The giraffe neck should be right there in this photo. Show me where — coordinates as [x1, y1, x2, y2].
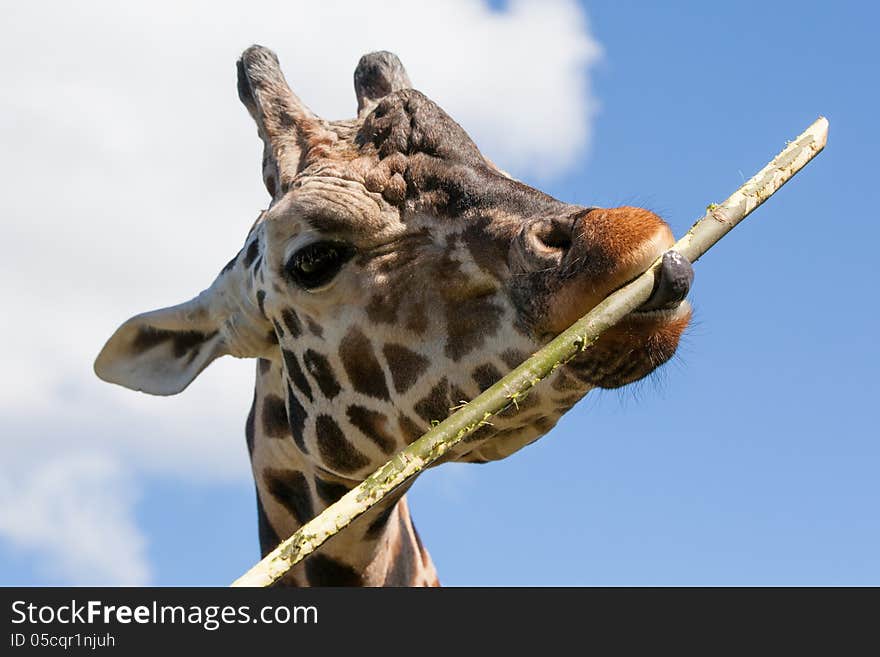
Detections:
[246, 358, 439, 587]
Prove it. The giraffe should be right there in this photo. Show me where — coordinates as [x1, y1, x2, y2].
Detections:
[94, 46, 693, 586]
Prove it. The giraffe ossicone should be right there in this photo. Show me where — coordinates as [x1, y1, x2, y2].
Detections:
[95, 46, 692, 586]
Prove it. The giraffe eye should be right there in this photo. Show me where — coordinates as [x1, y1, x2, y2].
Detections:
[287, 241, 355, 289]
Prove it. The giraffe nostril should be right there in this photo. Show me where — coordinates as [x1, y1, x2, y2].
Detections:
[531, 218, 573, 252]
[512, 217, 578, 273]
[526, 219, 572, 258]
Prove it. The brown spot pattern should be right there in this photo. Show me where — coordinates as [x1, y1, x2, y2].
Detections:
[280, 308, 302, 338]
[314, 478, 352, 506]
[243, 239, 260, 267]
[365, 502, 397, 538]
[382, 343, 429, 394]
[305, 316, 324, 338]
[366, 293, 399, 325]
[263, 468, 314, 525]
[316, 414, 369, 474]
[462, 217, 509, 279]
[551, 369, 580, 392]
[346, 405, 397, 454]
[500, 348, 528, 369]
[413, 378, 450, 425]
[472, 363, 502, 392]
[305, 554, 364, 587]
[282, 349, 313, 402]
[406, 301, 429, 334]
[261, 394, 289, 438]
[450, 383, 470, 407]
[339, 327, 390, 400]
[256, 493, 281, 557]
[444, 296, 503, 361]
[286, 386, 309, 453]
[303, 349, 341, 399]
[397, 414, 425, 444]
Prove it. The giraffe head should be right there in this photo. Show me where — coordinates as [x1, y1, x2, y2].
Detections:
[95, 46, 691, 473]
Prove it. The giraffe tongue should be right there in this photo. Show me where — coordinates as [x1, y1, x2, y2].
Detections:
[637, 251, 694, 312]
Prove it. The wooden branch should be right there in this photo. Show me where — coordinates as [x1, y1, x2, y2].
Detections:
[231, 116, 829, 587]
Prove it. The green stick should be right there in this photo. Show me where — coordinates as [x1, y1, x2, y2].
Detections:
[231, 116, 828, 587]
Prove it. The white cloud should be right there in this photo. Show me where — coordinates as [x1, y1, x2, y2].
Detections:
[0, 454, 150, 585]
[0, 0, 601, 584]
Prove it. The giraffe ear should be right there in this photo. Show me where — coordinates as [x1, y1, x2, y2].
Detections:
[95, 266, 272, 396]
[237, 45, 326, 201]
[94, 291, 231, 396]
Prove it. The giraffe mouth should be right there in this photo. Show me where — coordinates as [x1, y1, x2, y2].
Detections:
[576, 250, 693, 389]
[534, 221, 694, 335]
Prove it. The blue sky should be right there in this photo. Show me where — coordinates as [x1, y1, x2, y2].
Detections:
[1, 1, 878, 585]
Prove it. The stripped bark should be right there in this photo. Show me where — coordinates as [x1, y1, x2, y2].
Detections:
[231, 117, 829, 587]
